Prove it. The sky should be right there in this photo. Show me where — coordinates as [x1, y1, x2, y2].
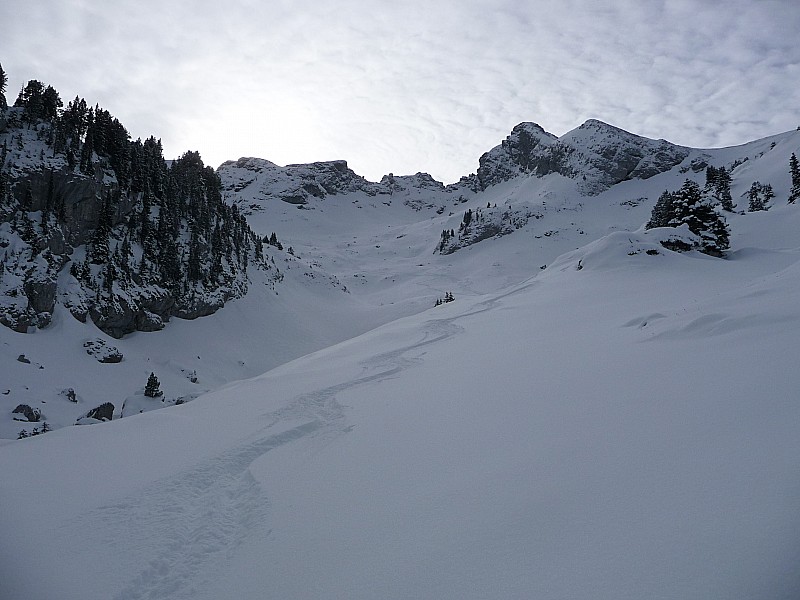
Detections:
[1, 0, 799, 183]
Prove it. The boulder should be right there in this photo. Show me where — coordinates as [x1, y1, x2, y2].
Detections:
[84, 402, 114, 422]
[83, 338, 123, 363]
[12, 404, 41, 422]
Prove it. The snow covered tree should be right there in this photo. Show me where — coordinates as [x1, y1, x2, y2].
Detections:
[789, 153, 800, 204]
[14, 80, 61, 123]
[0, 62, 7, 110]
[747, 181, 772, 212]
[669, 180, 729, 256]
[705, 165, 734, 212]
[645, 190, 676, 229]
[144, 372, 162, 397]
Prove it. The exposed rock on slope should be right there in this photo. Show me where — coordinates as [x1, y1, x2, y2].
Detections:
[219, 157, 386, 207]
[1, 93, 274, 338]
[476, 119, 691, 194]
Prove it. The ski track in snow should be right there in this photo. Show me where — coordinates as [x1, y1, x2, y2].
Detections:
[66, 290, 520, 600]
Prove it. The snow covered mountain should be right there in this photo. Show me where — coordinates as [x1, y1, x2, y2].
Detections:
[2, 100, 800, 599]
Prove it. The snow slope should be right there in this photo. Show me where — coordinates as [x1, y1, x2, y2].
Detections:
[2, 199, 800, 598]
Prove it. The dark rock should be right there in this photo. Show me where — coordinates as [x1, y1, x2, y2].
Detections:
[24, 276, 57, 315]
[135, 310, 165, 332]
[12, 404, 41, 422]
[84, 402, 114, 421]
[17, 354, 31, 364]
[172, 296, 223, 320]
[89, 298, 136, 339]
[83, 339, 123, 363]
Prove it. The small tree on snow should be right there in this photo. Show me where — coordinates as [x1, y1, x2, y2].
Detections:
[747, 181, 772, 212]
[789, 153, 800, 204]
[144, 372, 162, 397]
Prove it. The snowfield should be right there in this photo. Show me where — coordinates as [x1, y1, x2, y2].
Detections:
[3, 206, 800, 598]
[2, 125, 800, 599]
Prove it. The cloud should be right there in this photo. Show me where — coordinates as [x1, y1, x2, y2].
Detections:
[2, 0, 799, 183]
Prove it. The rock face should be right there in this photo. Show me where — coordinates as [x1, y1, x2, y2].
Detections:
[477, 122, 563, 188]
[222, 120, 692, 214]
[436, 206, 537, 255]
[219, 157, 387, 207]
[476, 119, 691, 194]
[1, 107, 270, 339]
[380, 172, 446, 193]
[84, 402, 114, 421]
[12, 404, 41, 422]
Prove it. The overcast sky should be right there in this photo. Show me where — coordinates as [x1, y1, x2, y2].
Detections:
[2, 0, 798, 183]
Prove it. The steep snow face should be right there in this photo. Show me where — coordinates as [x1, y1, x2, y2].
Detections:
[476, 119, 692, 194]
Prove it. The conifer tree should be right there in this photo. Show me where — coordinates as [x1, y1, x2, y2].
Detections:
[90, 191, 113, 263]
[705, 165, 734, 212]
[144, 372, 162, 397]
[669, 180, 729, 256]
[747, 181, 771, 212]
[789, 153, 800, 204]
[0, 62, 7, 110]
[646, 190, 676, 229]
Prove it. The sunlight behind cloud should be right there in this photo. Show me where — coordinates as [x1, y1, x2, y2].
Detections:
[1, 0, 799, 182]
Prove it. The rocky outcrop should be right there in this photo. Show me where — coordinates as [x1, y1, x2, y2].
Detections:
[475, 120, 690, 195]
[380, 172, 445, 193]
[559, 120, 691, 193]
[223, 120, 693, 206]
[84, 402, 114, 421]
[23, 275, 57, 315]
[476, 122, 564, 188]
[83, 339, 123, 363]
[437, 206, 537, 255]
[219, 157, 387, 207]
[6, 168, 135, 248]
[12, 404, 41, 422]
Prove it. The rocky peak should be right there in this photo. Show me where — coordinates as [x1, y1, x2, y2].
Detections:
[476, 122, 561, 189]
[220, 158, 386, 205]
[560, 119, 691, 193]
[474, 119, 691, 194]
[380, 172, 445, 193]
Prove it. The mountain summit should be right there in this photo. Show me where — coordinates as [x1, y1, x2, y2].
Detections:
[476, 119, 691, 193]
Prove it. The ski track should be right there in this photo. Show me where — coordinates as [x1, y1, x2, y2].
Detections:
[66, 293, 517, 600]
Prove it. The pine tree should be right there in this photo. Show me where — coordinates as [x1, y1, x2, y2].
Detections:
[90, 191, 113, 263]
[747, 181, 770, 212]
[706, 166, 734, 212]
[144, 372, 162, 397]
[789, 153, 800, 204]
[763, 183, 775, 208]
[670, 180, 729, 256]
[0, 62, 7, 110]
[646, 190, 676, 229]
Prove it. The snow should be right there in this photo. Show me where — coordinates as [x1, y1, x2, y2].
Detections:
[2, 126, 800, 599]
